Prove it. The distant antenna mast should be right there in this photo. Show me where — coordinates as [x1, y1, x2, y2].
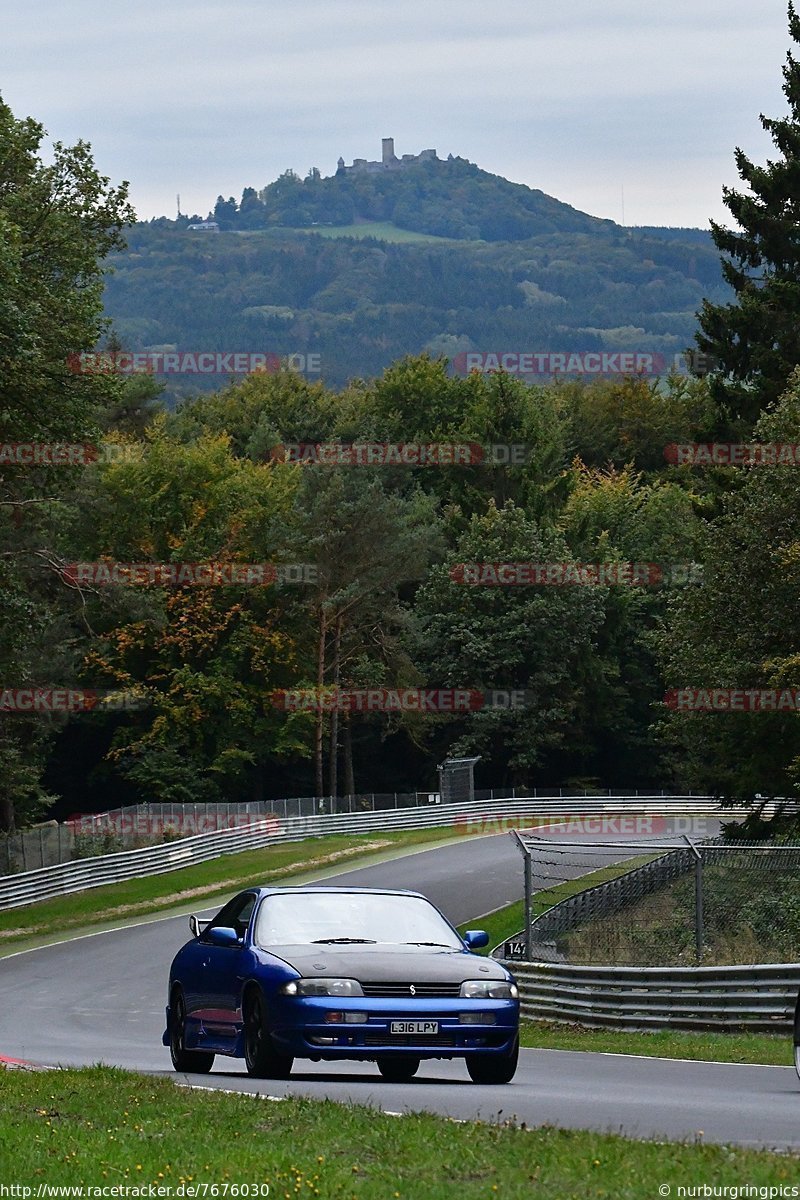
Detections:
[621, 183, 625, 227]
[177, 193, 182, 219]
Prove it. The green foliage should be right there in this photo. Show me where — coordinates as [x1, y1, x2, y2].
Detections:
[102, 216, 726, 394]
[0, 94, 134, 830]
[410, 502, 606, 779]
[697, 3, 800, 422]
[659, 371, 800, 802]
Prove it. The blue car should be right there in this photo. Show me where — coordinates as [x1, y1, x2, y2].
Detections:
[163, 886, 520, 1083]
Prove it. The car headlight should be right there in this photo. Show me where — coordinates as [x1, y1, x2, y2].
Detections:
[280, 978, 364, 997]
[459, 979, 519, 1000]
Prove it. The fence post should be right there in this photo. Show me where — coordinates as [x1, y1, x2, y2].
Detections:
[682, 834, 704, 963]
[695, 850, 705, 964]
[524, 851, 532, 961]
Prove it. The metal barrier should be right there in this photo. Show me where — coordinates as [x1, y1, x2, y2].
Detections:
[1, 787, 712, 875]
[509, 960, 800, 1031]
[0, 795, 716, 911]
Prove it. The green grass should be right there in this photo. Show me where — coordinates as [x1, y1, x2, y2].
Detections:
[455, 858, 797, 1068]
[564, 858, 800, 966]
[1, 1066, 796, 1196]
[456, 854, 659, 955]
[457, 900, 526, 952]
[519, 1021, 793, 1066]
[0, 827, 463, 955]
[290, 221, 459, 243]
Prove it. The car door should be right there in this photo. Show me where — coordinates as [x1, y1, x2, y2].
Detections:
[194, 892, 257, 1042]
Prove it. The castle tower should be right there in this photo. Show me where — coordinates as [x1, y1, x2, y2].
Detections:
[382, 137, 396, 165]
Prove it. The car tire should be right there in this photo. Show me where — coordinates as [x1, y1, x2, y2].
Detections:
[169, 991, 215, 1074]
[793, 990, 800, 1080]
[243, 988, 293, 1079]
[376, 1054, 421, 1082]
[465, 1036, 519, 1084]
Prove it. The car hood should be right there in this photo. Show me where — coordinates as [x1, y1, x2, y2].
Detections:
[260, 943, 510, 982]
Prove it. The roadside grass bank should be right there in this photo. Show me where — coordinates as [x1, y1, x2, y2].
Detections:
[1, 1066, 796, 1197]
[519, 1021, 792, 1066]
[0, 827, 464, 954]
[456, 854, 658, 954]
[458, 862, 794, 1068]
[564, 855, 800, 966]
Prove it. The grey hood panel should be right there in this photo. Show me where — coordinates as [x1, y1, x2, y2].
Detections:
[261, 943, 510, 982]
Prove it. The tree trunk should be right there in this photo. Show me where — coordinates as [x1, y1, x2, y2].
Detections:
[328, 614, 343, 799]
[315, 603, 327, 799]
[0, 793, 14, 834]
[343, 712, 355, 799]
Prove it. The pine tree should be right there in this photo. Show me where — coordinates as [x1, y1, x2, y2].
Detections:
[696, 3, 800, 424]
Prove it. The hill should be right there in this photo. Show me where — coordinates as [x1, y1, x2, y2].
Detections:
[102, 157, 729, 392]
[212, 154, 615, 241]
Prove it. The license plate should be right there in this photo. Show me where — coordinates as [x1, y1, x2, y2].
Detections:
[390, 1020, 439, 1035]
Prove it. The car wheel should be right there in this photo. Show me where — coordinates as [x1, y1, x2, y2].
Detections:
[243, 988, 293, 1079]
[376, 1054, 421, 1082]
[465, 1036, 519, 1084]
[169, 991, 214, 1074]
[793, 991, 800, 1080]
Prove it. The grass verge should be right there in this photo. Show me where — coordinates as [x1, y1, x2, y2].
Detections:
[456, 858, 794, 1068]
[456, 854, 658, 955]
[2, 1066, 797, 1196]
[518, 1021, 792, 1066]
[0, 827, 463, 955]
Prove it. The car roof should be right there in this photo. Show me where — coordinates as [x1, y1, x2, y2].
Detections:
[246, 886, 427, 900]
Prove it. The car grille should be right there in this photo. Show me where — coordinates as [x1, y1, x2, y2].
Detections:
[361, 982, 462, 998]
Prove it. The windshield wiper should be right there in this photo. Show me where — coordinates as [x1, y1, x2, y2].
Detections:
[404, 941, 453, 947]
[311, 937, 377, 944]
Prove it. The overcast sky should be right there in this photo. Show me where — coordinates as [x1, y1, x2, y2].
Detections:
[0, 0, 792, 228]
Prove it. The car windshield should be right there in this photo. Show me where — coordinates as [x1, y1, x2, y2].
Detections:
[254, 891, 463, 949]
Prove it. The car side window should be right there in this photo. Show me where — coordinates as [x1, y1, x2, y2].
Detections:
[202, 893, 256, 942]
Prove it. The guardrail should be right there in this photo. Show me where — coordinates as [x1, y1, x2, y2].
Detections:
[509, 960, 800, 1031]
[1, 787, 717, 876]
[0, 794, 716, 912]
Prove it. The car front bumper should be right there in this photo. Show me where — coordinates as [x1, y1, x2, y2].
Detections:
[270, 996, 519, 1059]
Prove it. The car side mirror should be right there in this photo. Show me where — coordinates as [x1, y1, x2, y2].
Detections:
[464, 929, 489, 949]
[206, 925, 241, 947]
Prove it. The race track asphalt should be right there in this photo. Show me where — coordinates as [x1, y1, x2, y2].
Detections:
[3, 823, 796, 1150]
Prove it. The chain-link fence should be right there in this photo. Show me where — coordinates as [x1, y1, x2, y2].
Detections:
[0, 794, 436, 875]
[0, 788, 709, 876]
[513, 834, 800, 966]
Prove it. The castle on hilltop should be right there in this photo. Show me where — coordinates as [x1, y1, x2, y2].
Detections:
[336, 138, 438, 176]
